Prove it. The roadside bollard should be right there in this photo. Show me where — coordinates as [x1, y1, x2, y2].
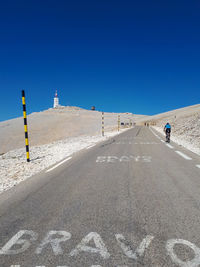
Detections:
[22, 90, 30, 162]
[102, 112, 104, 136]
[118, 115, 120, 131]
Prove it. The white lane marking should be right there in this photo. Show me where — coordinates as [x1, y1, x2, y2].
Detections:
[70, 232, 110, 259]
[166, 144, 174, 149]
[166, 239, 200, 266]
[35, 231, 71, 255]
[149, 127, 164, 143]
[149, 128, 158, 137]
[115, 234, 154, 260]
[46, 157, 72, 173]
[175, 151, 192, 160]
[196, 165, 200, 169]
[161, 140, 165, 143]
[86, 145, 95, 149]
[0, 230, 38, 255]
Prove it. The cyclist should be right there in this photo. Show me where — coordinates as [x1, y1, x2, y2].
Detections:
[164, 123, 171, 143]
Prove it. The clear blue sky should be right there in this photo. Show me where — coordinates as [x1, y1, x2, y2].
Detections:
[0, 0, 200, 121]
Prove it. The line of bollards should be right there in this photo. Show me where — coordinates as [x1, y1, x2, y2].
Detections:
[21, 91, 134, 162]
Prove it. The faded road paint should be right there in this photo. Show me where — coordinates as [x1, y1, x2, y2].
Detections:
[166, 239, 200, 266]
[35, 231, 71, 255]
[115, 234, 154, 260]
[96, 156, 152, 163]
[116, 141, 160, 145]
[2, 231, 200, 266]
[166, 144, 174, 149]
[46, 157, 72, 173]
[70, 232, 110, 259]
[0, 230, 38, 255]
[175, 151, 192, 160]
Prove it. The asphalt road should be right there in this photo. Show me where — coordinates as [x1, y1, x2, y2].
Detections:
[0, 126, 200, 267]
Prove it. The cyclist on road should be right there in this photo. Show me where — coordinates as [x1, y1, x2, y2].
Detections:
[164, 123, 171, 142]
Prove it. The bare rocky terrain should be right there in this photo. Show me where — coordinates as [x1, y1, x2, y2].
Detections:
[139, 104, 200, 155]
[0, 106, 147, 154]
[0, 104, 200, 194]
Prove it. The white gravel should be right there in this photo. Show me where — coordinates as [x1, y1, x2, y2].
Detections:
[152, 114, 200, 156]
[0, 129, 129, 194]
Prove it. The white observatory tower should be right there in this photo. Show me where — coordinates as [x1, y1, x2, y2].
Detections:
[53, 90, 59, 108]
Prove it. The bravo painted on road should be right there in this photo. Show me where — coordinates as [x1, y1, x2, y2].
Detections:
[1, 231, 200, 266]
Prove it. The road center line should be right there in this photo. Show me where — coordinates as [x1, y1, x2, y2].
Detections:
[175, 151, 192, 160]
[46, 157, 72, 173]
[196, 165, 200, 169]
[166, 144, 174, 149]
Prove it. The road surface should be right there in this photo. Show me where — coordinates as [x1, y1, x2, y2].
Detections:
[0, 126, 200, 267]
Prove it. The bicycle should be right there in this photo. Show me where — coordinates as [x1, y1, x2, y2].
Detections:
[166, 131, 170, 143]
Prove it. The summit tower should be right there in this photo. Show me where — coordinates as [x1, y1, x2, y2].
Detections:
[53, 90, 59, 108]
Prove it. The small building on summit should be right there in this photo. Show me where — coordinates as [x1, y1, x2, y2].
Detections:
[53, 90, 59, 108]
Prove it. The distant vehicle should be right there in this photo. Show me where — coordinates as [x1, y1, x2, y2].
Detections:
[91, 106, 95, 111]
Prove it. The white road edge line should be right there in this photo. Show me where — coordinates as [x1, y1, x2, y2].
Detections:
[175, 151, 192, 160]
[149, 128, 158, 138]
[46, 157, 72, 173]
[86, 145, 95, 149]
[196, 165, 200, 169]
[150, 127, 165, 143]
[166, 144, 174, 149]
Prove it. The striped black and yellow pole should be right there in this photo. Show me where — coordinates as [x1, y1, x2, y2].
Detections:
[22, 90, 30, 162]
[118, 115, 120, 131]
[102, 112, 104, 136]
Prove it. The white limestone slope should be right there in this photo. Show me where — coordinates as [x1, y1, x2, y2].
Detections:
[0, 106, 147, 194]
[0, 106, 147, 154]
[141, 104, 200, 156]
[0, 129, 129, 194]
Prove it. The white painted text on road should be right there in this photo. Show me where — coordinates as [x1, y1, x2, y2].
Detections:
[96, 156, 152, 163]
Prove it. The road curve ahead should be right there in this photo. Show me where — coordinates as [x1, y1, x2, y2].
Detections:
[0, 126, 200, 267]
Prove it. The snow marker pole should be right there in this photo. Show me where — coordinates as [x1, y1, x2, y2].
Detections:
[118, 115, 120, 131]
[22, 90, 30, 162]
[102, 112, 104, 136]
